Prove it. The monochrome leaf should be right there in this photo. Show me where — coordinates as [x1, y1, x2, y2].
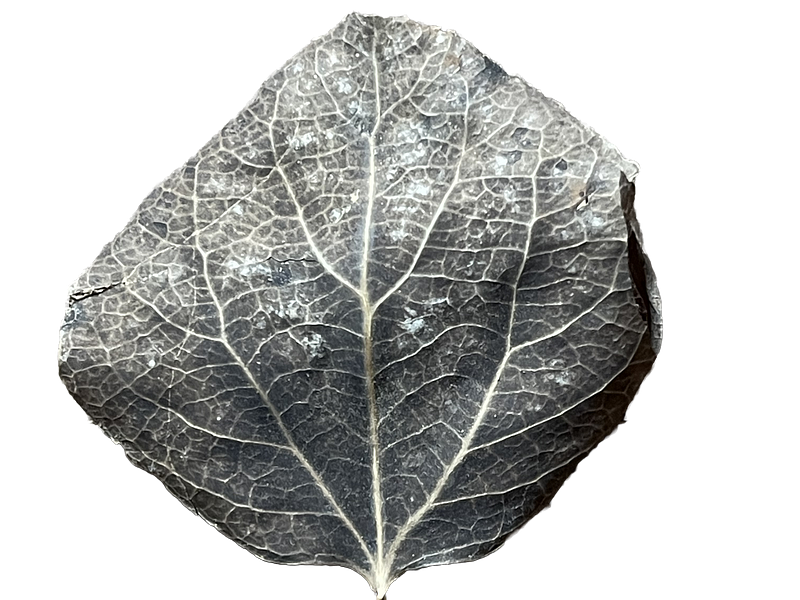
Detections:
[59, 13, 662, 598]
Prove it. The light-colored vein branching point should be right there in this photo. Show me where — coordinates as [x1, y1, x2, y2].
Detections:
[59, 13, 661, 599]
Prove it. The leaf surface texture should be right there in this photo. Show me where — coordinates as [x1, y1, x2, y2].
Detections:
[59, 13, 662, 597]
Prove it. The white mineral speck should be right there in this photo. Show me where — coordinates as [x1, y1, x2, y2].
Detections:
[400, 316, 425, 335]
[555, 373, 573, 386]
[389, 227, 408, 242]
[300, 332, 326, 358]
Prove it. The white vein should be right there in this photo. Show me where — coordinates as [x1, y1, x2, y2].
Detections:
[363, 32, 386, 586]
[372, 76, 471, 312]
[190, 155, 375, 569]
[382, 139, 541, 571]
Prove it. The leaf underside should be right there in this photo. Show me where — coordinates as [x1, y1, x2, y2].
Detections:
[59, 13, 662, 598]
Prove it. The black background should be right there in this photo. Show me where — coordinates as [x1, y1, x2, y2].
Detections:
[48, 6, 668, 600]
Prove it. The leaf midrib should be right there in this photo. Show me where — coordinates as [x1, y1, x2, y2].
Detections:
[363, 31, 385, 584]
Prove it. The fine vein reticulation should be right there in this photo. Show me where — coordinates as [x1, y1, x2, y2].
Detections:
[59, 13, 661, 599]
